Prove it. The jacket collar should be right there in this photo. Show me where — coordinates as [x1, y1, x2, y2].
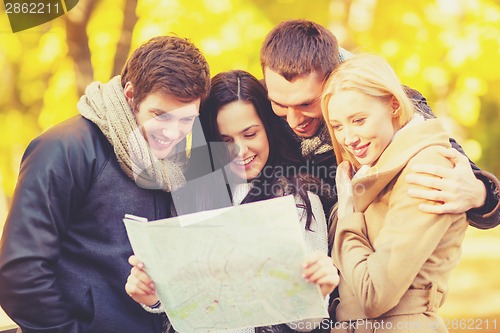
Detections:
[351, 119, 450, 212]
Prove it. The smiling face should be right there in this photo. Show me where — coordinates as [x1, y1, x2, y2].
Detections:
[216, 100, 270, 181]
[126, 83, 200, 160]
[264, 67, 324, 138]
[327, 90, 398, 166]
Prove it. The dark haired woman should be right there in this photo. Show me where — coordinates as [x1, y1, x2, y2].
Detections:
[126, 70, 338, 333]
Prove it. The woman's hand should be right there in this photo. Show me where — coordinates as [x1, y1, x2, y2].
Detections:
[335, 161, 354, 219]
[125, 255, 159, 306]
[303, 251, 339, 298]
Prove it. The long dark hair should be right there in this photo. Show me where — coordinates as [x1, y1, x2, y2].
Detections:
[200, 70, 318, 230]
[200, 70, 301, 166]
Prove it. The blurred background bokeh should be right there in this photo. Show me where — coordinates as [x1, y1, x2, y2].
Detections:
[1, 0, 499, 331]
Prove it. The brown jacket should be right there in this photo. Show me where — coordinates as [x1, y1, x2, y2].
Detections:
[331, 119, 468, 333]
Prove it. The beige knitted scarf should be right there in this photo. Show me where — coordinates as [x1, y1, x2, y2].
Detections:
[300, 120, 333, 157]
[78, 76, 186, 192]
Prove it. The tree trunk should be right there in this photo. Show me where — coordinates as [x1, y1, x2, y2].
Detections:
[111, 0, 138, 78]
[64, 0, 98, 96]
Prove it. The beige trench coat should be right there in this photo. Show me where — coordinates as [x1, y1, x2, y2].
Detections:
[331, 119, 468, 333]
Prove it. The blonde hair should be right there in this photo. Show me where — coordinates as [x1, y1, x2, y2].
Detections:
[321, 54, 415, 171]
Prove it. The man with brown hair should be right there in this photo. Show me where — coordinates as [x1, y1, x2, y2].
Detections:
[0, 36, 210, 333]
[260, 19, 499, 229]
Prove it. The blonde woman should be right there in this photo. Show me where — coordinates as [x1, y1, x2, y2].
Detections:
[322, 54, 468, 332]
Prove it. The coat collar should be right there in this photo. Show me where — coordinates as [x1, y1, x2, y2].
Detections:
[351, 119, 451, 212]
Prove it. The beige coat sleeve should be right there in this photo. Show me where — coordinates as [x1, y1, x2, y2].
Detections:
[333, 147, 462, 318]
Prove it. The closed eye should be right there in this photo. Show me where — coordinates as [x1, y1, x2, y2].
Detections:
[297, 98, 319, 109]
[353, 118, 366, 125]
[153, 111, 170, 121]
[270, 101, 286, 108]
[180, 116, 196, 123]
[330, 123, 343, 131]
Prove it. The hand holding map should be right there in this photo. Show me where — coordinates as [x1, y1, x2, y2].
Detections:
[124, 195, 328, 332]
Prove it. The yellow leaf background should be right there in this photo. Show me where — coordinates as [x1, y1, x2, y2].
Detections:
[1, 0, 499, 330]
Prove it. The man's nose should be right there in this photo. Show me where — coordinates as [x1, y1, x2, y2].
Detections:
[286, 108, 304, 128]
[161, 121, 181, 140]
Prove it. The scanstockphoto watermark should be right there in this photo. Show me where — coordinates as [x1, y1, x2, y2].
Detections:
[289, 318, 455, 332]
[253, 163, 368, 198]
[132, 152, 369, 199]
[3, 0, 79, 33]
[257, 161, 337, 180]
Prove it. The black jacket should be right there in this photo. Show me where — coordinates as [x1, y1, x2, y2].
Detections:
[0, 116, 170, 333]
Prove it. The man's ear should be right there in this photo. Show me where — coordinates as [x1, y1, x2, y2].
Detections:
[390, 95, 401, 117]
[124, 82, 134, 107]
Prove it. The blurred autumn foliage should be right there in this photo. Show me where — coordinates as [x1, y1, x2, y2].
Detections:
[1, 0, 500, 202]
[0, 0, 499, 330]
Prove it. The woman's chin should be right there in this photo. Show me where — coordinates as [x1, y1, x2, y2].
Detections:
[151, 146, 176, 160]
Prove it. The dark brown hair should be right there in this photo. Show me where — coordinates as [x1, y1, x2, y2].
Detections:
[200, 70, 321, 230]
[121, 36, 210, 108]
[260, 19, 340, 81]
[200, 70, 301, 167]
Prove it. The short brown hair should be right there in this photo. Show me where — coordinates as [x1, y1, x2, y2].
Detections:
[260, 20, 340, 81]
[121, 36, 210, 108]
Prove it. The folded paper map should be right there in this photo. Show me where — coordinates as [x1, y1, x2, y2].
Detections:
[123, 195, 328, 332]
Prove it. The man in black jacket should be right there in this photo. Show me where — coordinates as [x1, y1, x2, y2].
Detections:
[0, 36, 210, 333]
[260, 19, 499, 230]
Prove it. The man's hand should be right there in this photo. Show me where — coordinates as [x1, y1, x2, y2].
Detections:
[406, 147, 486, 214]
[125, 255, 160, 307]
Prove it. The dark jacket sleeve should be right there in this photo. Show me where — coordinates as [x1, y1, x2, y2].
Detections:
[405, 86, 500, 229]
[0, 119, 101, 333]
[449, 138, 500, 229]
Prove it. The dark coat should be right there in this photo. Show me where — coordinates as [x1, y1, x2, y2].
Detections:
[0, 116, 170, 333]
